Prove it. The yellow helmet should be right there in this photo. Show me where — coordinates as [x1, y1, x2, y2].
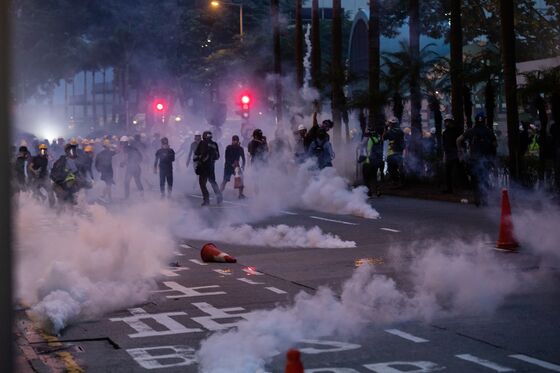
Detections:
[103, 139, 111, 147]
[69, 138, 78, 146]
[38, 143, 48, 150]
[84, 145, 94, 153]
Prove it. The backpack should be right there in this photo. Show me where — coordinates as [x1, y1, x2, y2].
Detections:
[50, 156, 68, 184]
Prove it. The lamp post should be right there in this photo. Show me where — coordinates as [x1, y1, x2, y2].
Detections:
[210, 1, 243, 38]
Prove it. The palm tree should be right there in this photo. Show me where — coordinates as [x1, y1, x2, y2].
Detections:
[368, 0, 381, 131]
[311, 0, 321, 91]
[331, 0, 343, 142]
[450, 0, 464, 132]
[408, 0, 422, 146]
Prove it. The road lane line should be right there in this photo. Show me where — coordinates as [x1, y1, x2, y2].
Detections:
[281, 210, 298, 216]
[237, 278, 265, 285]
[310, 216, 358, 226]
[380, 228, 400, 233]
[213, 269, 232, 276]
[456, 354, 514, 372]
[265, 287, 287, 294]
[384, 329, 429, 343]
[179, 243, 192, 249]
[173, 251, 185, 256]
[509, 354, 560, 371]
[189, 259, 208, 266]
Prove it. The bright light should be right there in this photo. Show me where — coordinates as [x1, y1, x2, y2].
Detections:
[210, 1, 220, 7]
[241, 95, 250, 104]
[133, 120, 138, 125]
[175, 116, 182, 122]
[156, 103, 164, 111]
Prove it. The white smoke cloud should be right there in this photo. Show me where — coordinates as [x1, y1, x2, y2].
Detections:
[15, 195, 175, 334]
[197, 239, 525, 372]
[513, 204, 560, 265]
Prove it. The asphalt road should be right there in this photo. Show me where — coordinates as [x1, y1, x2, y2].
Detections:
[16, 195, 560, 372]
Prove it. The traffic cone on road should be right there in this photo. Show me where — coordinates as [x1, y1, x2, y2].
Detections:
[285, 349, 304, 373]
[496, 189, 519, 251]
[200, 243, 237, 263]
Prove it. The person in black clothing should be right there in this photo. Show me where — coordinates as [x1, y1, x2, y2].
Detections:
[186, 132, 202, 170]
[121, 141, 144, 199]
[550, 121, 560, 191]
[28, 143, 55, 206]
[195, 131, 222, 206]
[14, 145, 30, 193]
[247, 129, 269, 166]
[457, 113, 497, 206]
[95, 139, 117, 202]
[384, 117, 405, 186]
[442, 115, 460, 193]
[359, 127, 384, 197]
[154, 137, 175, 199]
[221, 135, 246, 198]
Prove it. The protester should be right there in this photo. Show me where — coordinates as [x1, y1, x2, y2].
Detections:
[221, 135, 246, 199]
[95, 139, 117, 202]
[360, 127, 383, 197]
[194, 131, 222, 206]
[154, 137, 175, 199]
[442, 115, 460, 194]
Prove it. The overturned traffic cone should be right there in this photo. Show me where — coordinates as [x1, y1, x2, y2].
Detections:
[200, 243, 237, 263]
[496, 189, 519, 251]
[285, 349, 304, 373]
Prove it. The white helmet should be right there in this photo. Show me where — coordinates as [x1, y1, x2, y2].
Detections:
[297, 124, 306, 131]
[388, 117, 399, 124]
[194, 131, 201, 136]
[120, 136, 129, 142]
[444, 114, 454, 121]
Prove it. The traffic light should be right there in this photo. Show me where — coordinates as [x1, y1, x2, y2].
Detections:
[153, 99, 166, 113]
[240, 94, 251, 119]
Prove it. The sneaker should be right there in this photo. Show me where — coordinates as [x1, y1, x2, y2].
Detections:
[201, 200, 210, 206]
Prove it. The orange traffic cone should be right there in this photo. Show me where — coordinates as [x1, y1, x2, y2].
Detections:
[200, 243, 237, 263]
[496, 189, 519, 251]
[285, 349, 304, 373]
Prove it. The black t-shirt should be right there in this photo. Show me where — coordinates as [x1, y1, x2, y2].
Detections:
[30, 155, 49, 179]
[155, 148, 175, 171]
[442, 126, 460, 157]
[464, 124, 496, 157]
[224, 144, 245, 171]
[95, 149, 116, 172]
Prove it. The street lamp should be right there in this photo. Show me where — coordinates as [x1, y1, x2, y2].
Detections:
[210, 1, 243, 38]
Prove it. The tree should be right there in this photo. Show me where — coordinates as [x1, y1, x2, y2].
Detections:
[368, 0, 381, 131]
[408, 0, 422, 152]
[331, 0, 344, 142]
[450, 0, 464, 132]
[311, 0, 321, 92]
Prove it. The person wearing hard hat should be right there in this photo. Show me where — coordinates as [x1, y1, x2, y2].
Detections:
[28, 143, 55, 206]
[154, 137, 175, 199]
[442, 114, 460, 194]
[384, 117, 405, 186]
[50, 142, 83, 205]
[95, 139, 117, 202]
[186, 131, 202, 169]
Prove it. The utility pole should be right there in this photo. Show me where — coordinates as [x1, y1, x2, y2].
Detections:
[0, 0, 14, 371]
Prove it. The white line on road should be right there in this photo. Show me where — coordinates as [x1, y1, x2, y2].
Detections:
[265, 287, 287, 294]
[213, 269, 232, 276]
[173, 251, 185, 256]
[510, 354, 560, 371]
[380, 228, 400, 233]
[309, 216, 358, 226]
[281, 210, 298, 216]
[384, 329, 429, 343]
[456, 354, 514, 372]
[189, 259, 208, 266]
[179, 243, 192, 249]
[237, 278, 265, 285]
[242, 267, 264, 276]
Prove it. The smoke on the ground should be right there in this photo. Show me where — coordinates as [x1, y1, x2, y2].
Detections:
[197, 239, 527, 372]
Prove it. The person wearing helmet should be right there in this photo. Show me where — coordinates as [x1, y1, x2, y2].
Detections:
[457, 111, 497, 206]
[186, 131, 202, 169]
[154, 137, 176, 199]
[442, 114, 460, 194]
[121, 140, 144, 199]
[28, 144, 55, 206]
[384, 117, 405, 186]
[81, 145, 95, 181]
[50, 143, 83, 205]
[247, 128, 268, 165]
[294, 124, 308, 163]
[194, 131, 222, 206]
[95, 139, 118, 202]
[13, 145, 31, 193]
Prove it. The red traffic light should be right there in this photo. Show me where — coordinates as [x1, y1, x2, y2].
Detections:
[241, 95, 251, 105]
[153, 100, 166, 112]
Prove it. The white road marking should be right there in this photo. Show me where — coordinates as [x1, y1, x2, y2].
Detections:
[179, 243, 192, 249]
[281, 210, 298, 216]
[510, 354, 560, 371]
[160, 267, 189, 277]
[190, 302, 251, 331]
[265, 287, 287, 294]
[127, 346, 196, 369]
[242, 267, 264, 276]
[153, 282, 225, 298]
[173, 251, 185, 256]
[110, 308, 202, 338]
[380, 228, 400, 233]
[384, 329, 429, 343]
[237, 278, 265, 285]
[213, 269, 233, 276]
[189, 259, 208, 266]
[310, 216, 358, 226]
[456, 354, 514, 372]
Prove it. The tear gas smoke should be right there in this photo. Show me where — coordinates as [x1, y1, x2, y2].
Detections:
[513, 204, 560, 265]
[15, 196, 176, 334]
[198, 240, 525, 372]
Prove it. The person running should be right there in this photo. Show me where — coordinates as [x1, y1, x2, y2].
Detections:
[154, 137, 175, 199]
[50, 143, 84, 205]
[95, 139, 117, 202]
[194, 131, 222, 206]
[294, 124, 308, 163]
[221, 135, 246, 199]
[13, 145, 30, 193]
[28, 143, 55, 206]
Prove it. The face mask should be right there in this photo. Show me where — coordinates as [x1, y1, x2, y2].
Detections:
[40, 149, 47, 156]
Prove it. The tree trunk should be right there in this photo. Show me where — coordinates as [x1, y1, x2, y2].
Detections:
[271, 0, 282, 125]
[102, 69, 107, 126]
[463, 85, 473, 128]
[485, 80, 496, 129]
[64, 80, 68, 120]
[450, 0, 464, 132]
[368, 0, 381, 131]
[409, 0, 422, 154]
[393, 93, 404, 123]
[311, 0, 321, 92]
[83, 71, 88, 120]
[295, 0, 304, 88]
[499, 0, 521, 181]
[535, 94, 548, 181]
[332, 0, 343, 143]
[92, 70, 97, 128]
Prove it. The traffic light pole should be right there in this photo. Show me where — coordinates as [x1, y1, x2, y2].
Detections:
[0, 0, 14, 371]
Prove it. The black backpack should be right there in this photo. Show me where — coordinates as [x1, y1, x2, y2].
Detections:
[50, 156, 68, 184]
